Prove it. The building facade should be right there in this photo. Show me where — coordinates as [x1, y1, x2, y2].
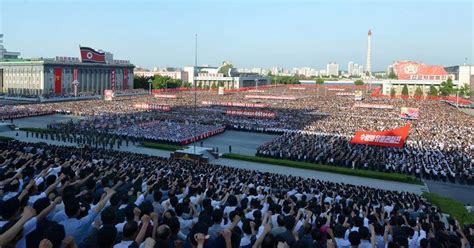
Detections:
[393, 61, 452, 80]
[184, 65, 270, 89]
[134, 68, 188, 82]
[381, 79, 460, 96]
[458, 65, 474, 101]
[0, 58, 134, 96]
[326, 63, 339, 77]
[0, 34, 20, 59]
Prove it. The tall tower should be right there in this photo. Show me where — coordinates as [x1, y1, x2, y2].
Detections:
[366, 29, 372, 77]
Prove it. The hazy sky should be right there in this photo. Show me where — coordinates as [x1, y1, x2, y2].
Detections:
[1, 0, 472, 71]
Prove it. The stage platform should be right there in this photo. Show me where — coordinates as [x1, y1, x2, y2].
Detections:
[171, 146, 219, 163]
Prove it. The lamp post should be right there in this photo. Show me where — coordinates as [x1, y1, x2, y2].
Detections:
[255, 78, 258, 90]
[147, 78, 152, 95]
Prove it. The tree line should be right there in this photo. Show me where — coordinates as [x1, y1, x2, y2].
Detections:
[133, 75, 191, 90]
[390, 78, 472, 97]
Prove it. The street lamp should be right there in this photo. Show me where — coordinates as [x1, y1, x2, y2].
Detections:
[147, 78, 152, 95]
[255, 78, 258, 90]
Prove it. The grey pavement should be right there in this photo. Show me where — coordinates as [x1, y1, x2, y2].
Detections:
[190, 130, 277, 156]
[10, 114, 84, 129]
[213, 158, 428, 194]
[425, 180, 474, 205]
[460, 108, 474, 117]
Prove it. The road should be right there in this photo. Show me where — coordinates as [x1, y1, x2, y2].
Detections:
[190, 130, 277, 155]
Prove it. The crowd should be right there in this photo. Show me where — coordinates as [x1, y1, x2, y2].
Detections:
[0, 106, 55, 121]
[110, 121, 225, 145]
[256, 132, 473, 184]
[2, 85, 474, 183]
[0, 140, 473, 248]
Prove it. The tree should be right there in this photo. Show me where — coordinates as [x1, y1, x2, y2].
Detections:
[271, 75, 300, 85]
[439, 78, 454, 96]
[428, 85, 438, 96]
[458, 84, 472, 97]
[315, 78, 324, 85]
[401, 85, 409, 96]
[388, 71, 397, 79]
[354, 80, 364, 86]
[152, 75, 183, 89]
[414, 86, 423, 97]
[133, 75, 153, 90]
[218, 63, 234, 77]
[390, 87, 396, 97]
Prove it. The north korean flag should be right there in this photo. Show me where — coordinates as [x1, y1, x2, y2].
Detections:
[80, 46, 106, 63]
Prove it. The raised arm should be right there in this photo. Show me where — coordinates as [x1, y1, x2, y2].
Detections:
[0, 207, 36, 246]
[93, 188, 115, 213]
[36, 197, 62, 221]
[135, 215, 150, 245]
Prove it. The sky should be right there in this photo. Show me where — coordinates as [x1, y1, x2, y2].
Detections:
[0, 0, 473, 71]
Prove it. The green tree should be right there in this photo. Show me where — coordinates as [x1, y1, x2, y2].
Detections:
[401, 85, 409, 96]
[414, 86, 423, 97]
[388, 71, 397, 79]
[354, 79, 364, 86]
[133, 75, 153, 90]
[315, 78, 324, 85]
[218, 63, 234, 77]
[458, 84, 471, 97]
[428, 85, 438, 96]
[439, 78, 454, 96]
[272, 75, 300, 85]
[390, 87, 396, 97]
[152, 75, 183, 89]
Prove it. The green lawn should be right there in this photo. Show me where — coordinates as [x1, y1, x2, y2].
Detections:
[422, 192, 474, 225]
[0, 136, 14, 142]
[139, 141, 182, 151]
[222, 153, 422, 185]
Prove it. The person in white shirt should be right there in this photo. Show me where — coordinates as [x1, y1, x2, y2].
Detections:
[113, 215, 150, 248]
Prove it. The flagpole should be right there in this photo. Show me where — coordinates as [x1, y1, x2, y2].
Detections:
[193, 34, 197, 154]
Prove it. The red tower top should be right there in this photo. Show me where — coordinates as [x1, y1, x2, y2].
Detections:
[368, 29, 372, 36]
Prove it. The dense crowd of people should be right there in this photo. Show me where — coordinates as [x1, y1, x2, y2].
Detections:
[257, 132, 473, 184]
[0, 140, 473, 248]
[110, 121, 225, 145]
[2, 85, 473, 183]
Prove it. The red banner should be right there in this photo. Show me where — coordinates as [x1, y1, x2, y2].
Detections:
[54, 68, 62, 95]
[350, 123, 411, 148]
[73, 68, 78, 81]
[154, 94, 177, 98]
[245, 95, 297, 100]
[123, 69, 128, 90]
[202, 101, 268, 108]
[225, 109, 276, 118]
[111, 69, 116, 92]
[134, 103, 171, 111]
[354, 103, 394, 109]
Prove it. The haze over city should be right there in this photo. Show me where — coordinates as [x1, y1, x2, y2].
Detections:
[1, 0, 473, 70]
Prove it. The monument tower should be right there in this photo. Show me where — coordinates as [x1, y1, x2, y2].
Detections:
[366, 29, 372, 77]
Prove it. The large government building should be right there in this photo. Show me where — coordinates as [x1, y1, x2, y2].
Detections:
[0, 47, 134, 97]
[183, 62, 270, 89]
